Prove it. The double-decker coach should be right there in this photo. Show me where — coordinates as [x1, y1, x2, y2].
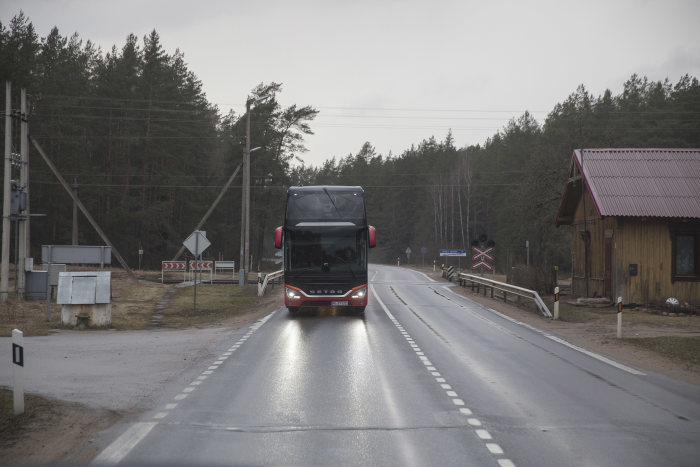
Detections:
[274, 186, 376, 314]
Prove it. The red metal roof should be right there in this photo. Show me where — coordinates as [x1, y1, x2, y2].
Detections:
[574, 148, 700, 218]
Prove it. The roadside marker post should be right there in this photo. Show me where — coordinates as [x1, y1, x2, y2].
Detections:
[554, 286, 560, 320]
[617, 296, 623, 338]
[12, 328, 24, 415]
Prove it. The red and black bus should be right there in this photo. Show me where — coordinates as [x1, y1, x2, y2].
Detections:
[275, 186, 376, 313]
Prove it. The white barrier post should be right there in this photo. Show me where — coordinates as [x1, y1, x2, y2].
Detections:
[554, 286, 560, 320]
[12, 328, 24, 415]
[617, 296, 623, 338]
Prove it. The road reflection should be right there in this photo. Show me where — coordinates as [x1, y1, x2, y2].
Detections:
[270, 309, 372, 430]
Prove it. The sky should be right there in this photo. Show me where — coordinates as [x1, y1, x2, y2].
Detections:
[3, 0, 700, 167]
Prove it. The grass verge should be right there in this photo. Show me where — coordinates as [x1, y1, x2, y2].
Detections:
[622, 336, 700, 366]
[1, 268, 281, 336]
[159, 283, 260, 328]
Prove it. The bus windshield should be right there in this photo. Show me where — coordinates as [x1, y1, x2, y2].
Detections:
[285, 225, 367, 273]
[286, 188, 366, 225]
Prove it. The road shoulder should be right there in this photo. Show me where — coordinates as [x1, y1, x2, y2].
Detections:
[442, 278, 700, 387]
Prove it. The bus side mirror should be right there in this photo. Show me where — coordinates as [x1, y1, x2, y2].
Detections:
[274, 226, 283, 249]
[368, 226, 376, 248]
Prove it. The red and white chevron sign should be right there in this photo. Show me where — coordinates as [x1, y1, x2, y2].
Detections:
[472, 246, 494, 261]
[162, 261, 186, 270]
[189, 260, 214, 270]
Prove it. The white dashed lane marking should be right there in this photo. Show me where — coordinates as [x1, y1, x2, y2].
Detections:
[94, 310, 278, 466]
[370, 284, 516, 467]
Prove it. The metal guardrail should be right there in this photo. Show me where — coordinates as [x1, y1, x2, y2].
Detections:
[455, 271, 553, 318]
[258, 270, 284, 297]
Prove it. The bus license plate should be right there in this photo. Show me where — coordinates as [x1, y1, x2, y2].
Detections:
[331, 301, 349, 306]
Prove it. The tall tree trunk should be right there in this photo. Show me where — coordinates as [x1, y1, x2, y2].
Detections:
[142, 82, 152, 211]
[450, 182, 454, 248]
[432, 188, 438, 244]
[106, 108, 112, 214]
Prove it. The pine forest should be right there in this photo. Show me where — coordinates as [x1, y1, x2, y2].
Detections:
[2, 13, 700, 289]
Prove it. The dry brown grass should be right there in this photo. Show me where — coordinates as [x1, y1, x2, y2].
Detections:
[158, 282, 261, 328]
[1, 268, 279, 336]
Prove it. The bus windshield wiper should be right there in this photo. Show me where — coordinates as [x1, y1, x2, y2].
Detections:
[323, 187, 342, 218]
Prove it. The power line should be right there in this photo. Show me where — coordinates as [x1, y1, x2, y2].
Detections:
[40, 94, 700, 116]
[30, 180, 523, 189]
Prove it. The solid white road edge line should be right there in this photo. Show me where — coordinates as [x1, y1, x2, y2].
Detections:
[440, 285, 646, 376]
[416, 270, 436, 282]
[92, 422, 157, 466]
[545, 335, 646, 375]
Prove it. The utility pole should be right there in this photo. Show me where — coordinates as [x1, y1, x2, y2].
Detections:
[16, 88, 28, 298]
[239, 98, 251, 285]
[1, 81, 12, 303]
[239, 94, 269, 285]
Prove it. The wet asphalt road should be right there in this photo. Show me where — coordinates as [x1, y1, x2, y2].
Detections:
[93, 265, 700, 466]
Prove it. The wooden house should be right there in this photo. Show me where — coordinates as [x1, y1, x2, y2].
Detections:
[555, 149, 700, 306]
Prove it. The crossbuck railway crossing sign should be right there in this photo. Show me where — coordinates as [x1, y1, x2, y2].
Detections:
[472, 246, 495, 271]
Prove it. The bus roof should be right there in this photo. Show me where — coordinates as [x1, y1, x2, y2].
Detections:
[287, 185, 364, 194]
[285, 186, 366, 226]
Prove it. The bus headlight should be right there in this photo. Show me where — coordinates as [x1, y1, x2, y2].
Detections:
[286, 287, 301, 299]
[351, 287, 366, 299]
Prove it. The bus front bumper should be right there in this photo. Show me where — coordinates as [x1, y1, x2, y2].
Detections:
[284, 284, 368, 308]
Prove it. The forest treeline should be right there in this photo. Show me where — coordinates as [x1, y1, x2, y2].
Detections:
[2, 12, 700, 281]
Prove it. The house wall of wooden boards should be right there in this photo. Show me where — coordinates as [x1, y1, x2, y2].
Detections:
[569, 191, 700, 305]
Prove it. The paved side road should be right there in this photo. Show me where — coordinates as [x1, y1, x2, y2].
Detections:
[0, 327, 236, 411]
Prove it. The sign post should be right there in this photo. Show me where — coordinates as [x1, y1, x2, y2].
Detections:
[421, 247, 427, 266]
[12, 328, 24, 415]
[183, 231, 211, 313]
[405, 247, 412, 265]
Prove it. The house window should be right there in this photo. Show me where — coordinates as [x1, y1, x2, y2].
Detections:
[673, 232, 699, 281]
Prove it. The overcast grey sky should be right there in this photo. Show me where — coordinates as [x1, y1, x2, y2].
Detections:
[4, 0, 700, 166]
